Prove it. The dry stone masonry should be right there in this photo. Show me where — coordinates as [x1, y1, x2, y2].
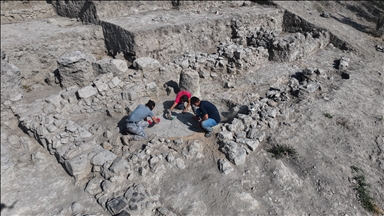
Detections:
[2, 1, 383, 215]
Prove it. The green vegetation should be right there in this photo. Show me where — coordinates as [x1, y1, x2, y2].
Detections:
[266, 144, 297, 159]
[350, 166, 383, 214]
[350, 165, 362, 173]
[324, 113, 333, 119]
[22, 85, 31, 92]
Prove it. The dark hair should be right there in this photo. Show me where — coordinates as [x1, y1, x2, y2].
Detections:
[190, 96, 200, 104]
[146, 100, 155, 110]
[181, 95, 188, 103]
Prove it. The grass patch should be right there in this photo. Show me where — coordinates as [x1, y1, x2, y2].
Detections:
[266, 144, 297, 159]
[324, 113, 333, 119]
[351, 165, 362, 173]
[351, 166, 383, 214]
[22, 85, 31, 92]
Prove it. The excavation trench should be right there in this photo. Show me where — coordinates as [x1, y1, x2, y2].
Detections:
[2, 2, 358, 215]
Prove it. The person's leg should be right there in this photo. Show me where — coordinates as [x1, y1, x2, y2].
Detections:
[175, 102, 185, 110]
[126, 122, 148, 141]
[201, 118, 218, 132]
[201, 118, 218, 137]
[138, 120, 150, 128]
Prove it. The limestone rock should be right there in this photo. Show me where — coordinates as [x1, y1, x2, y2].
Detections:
[132, 57, 161, 72]
[64, 153, 91, 180]
[236, 138, 260, 151]
[219, 141, 247, 165]
[175, 158, 186, 169]
[77, 85, 98, 99]
[91, 150, 117, 166]
[246, 128, 266, 142]
[1, 51, 23, 103]
[338, 56, 350, 70]
[93, 58, 128, 76]
[217, 130, 233, 141]
[106, 197, 127, 215]
[109, 157, 130, 174]
[57, 51, 96, 88]
[179, 68, 200, 97]
[218, 159, 234, 174]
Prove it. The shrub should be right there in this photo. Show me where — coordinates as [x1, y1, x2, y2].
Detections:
[350, 166, 383, 214]
[266, 144, 297, 159]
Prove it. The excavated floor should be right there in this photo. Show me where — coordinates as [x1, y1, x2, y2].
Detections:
[1, 1, 384, 216]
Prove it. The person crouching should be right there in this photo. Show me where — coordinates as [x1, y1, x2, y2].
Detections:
[190, 96, 221, 138]
[126, 100, 160, 141]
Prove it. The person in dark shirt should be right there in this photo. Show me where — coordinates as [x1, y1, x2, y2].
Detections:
[190, 96, 221, 138]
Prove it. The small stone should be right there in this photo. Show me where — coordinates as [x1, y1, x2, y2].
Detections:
[218, 159, 234, 174]
[173, 139, 183, 146]
[217, 130, 233, 141]
[320, 12, 330, 18]
[102, 142, 113, 150]
[175, 158, 185, 169]
[71, 202, 83, 214]
[106, 197, 127, 215]
[267, 100, 278, 107]
[103, 130, 113, 138]
[338, 57, 350, 70]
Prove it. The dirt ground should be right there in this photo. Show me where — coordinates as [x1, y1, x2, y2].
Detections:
[1, 1, 384, 216]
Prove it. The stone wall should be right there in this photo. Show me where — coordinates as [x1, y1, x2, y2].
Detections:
[282, 10, 354, 51]
[1, 17, 106, 87]
[1, 1, 56, 24]
[101, 6, 282, 63]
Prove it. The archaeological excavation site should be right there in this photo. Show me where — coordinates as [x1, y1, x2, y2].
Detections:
[1, 1, 384, 215]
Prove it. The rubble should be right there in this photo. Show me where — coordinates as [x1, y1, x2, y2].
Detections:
[1, 1, 383, 216]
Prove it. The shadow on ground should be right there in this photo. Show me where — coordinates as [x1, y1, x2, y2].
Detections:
[165, 80, 179, 94]
[1, 201, 17, 213]
[117, 116, 128, 135]
[331, 13, 371, 34]
[173, 112, 203, 132]
[162, 100, 175, 112]
[161, 99, 204, 133]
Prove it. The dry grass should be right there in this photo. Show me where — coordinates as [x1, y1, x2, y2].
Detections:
[351, 166, 384, 214]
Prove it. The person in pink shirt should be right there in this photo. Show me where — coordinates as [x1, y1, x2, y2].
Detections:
[166, 89, 192, 117]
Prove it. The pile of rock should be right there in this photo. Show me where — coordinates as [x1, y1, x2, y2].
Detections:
[3, 32, 340, 214]
[247, 27, 330, 62]
[216, 66, 331, 173]
[5, 50, 215, 215]
[171, 26, 330, 82]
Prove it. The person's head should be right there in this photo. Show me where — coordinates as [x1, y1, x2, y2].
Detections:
[146, 100, 156, 110]
[180, 95, 188, 103]
[190, 96, 200, 106]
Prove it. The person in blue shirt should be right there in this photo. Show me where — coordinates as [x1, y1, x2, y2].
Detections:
[190, 96, 221, 138]
[126, 100, 160, 141]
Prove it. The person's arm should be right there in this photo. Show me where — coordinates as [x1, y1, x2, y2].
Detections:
[151, 116, 160, 124]
[199, 105, 209, 121]
[183, 97, 191, 113]
[169, 102, 178, 112]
